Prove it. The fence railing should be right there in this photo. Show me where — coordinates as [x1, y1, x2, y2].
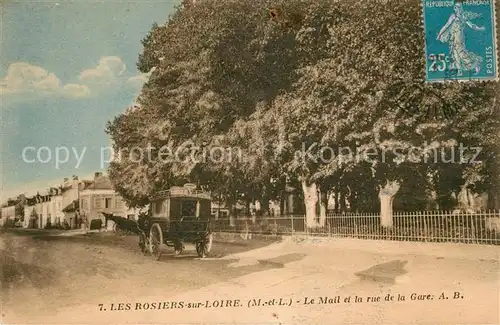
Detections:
[211, 210, 500, 245]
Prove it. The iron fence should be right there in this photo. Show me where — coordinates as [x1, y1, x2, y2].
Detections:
[211, 210, 500, 245]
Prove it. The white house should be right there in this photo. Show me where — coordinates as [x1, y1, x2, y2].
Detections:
[79, 172, 138, 230]
[61, 177, 81, 228]
[23, 205, 33, 228]
[0, 205, 16, 227]
[23, 187, 65, 229]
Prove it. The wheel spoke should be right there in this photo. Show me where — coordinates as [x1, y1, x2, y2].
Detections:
[149, 224, 162, 260]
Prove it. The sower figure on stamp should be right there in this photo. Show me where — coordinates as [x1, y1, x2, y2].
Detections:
[436, 2, 485, 76]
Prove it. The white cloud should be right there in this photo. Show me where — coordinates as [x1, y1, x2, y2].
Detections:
[126, 66, 155, 89]
[126, 74, 149, 88]
[79, 56, 126, 87]
[63, 83, 91, 98]
[34, 73, 61, 92]
[0, 62, 90, 100]
[78, 56, 153, 93]
[1, 57, 151, 104]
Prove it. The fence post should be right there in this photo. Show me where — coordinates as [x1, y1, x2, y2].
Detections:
[471, 210, 476, 244]
[304, 214, 308, 239]
[354, 216, 358, 238]
[423, 210, 428, 241]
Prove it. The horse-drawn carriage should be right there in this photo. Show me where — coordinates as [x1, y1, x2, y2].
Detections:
[138, 184, 213, 260]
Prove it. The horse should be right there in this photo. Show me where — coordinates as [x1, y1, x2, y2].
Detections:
[101, 212, 141, 235]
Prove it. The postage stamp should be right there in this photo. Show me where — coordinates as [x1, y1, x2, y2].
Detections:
[423, 0, 498, 82]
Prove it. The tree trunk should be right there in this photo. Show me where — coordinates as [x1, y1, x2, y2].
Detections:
[287, 193, 295, 214]
[260, 196, 270, 216]
[216, 194, 222, 220]
[350, 192, 357, 212]
[301, 179, 319, 228]
[378, 181, 401, 228]
[251, 200, 257, 224]
[228, 199, 235, 227]
[487, 188, 499, 210]
[279, 194, 285, 216]
[334, 190, 340, 213]
[457, 185, 474, 211]
[319, 188, 328, 227]
[339, 191, 347, 213]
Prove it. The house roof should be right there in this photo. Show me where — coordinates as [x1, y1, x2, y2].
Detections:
[82, 177, 113, 190]
[62, 200, 79, 213]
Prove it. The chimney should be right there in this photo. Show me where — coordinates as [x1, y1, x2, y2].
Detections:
[94, 172, 103, 179]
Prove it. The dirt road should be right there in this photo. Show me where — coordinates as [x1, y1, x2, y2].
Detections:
[1, 230, 498, 324]
[0, 229, 281, 322]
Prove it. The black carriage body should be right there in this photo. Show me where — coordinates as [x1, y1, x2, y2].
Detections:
[141, 187, 212, 246]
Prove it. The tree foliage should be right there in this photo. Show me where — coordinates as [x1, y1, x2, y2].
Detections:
[107, 0, 499, 217]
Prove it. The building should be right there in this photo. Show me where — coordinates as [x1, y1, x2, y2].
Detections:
[22, 178, 86, 229]
[24, 199, 37, 228]
[1, 195, 26, 227]
[19, 173, 133, 230]
[23, 189, 64, 229]
[0, 205, 16, 227]
[60, 176, 83, 229]
[79, 172, 137, 230]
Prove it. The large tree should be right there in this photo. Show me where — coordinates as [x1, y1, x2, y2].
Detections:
[226, 0, 498, 228]
[107, 0, 499, 227]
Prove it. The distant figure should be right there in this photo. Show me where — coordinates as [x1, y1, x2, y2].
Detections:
[437, 3, 485, 75]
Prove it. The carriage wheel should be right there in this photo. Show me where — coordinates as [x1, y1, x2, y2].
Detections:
[196, 233, 213, 258]
[174, 241, 183, 256]
[138, 232, 148, 255]
[149, 224, 163, 261]
[113, 223, 123, 235]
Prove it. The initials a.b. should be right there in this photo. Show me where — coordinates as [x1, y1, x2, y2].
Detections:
[439, 291, 464, 299]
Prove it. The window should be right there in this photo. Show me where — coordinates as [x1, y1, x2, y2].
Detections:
[94, 197, 102, 209]
[181, 200, 197, 217]
[81, 199, 88, 210]
[115, 198, 124, 209]
[105, 198, 112, 209]
[154, 202, 162, 214]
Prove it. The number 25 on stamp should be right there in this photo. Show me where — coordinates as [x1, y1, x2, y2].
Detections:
[423, 0, 498, 82]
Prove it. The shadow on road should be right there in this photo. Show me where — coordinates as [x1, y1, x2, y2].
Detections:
[1, 231, 289, 299]
[30, 232, 282, 259]
[1, 252, 57, 290]
[1, 228, 65, 237]
[355, 259, 408, 284]
[2, 228, 309, 322]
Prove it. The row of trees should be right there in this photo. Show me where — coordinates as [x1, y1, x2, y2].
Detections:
[106, 0, 500, 228]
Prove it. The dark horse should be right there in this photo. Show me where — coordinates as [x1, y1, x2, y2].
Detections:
[101, 212, 142, 234]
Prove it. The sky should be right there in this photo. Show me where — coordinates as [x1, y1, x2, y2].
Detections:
[0, 0, 181, 202]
